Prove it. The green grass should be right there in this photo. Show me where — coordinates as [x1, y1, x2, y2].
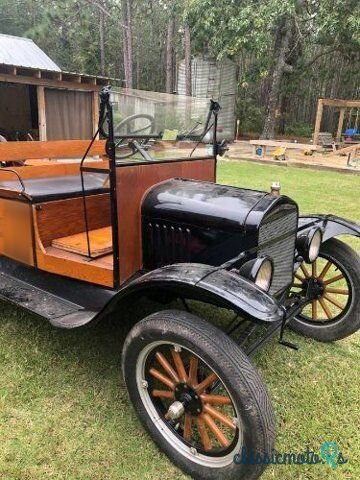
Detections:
[0, 161, 359, 479]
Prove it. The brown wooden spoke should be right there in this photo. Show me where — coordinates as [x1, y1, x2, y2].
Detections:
[155, 352, 179, 383]
[300, 263, 310, 278]
[200, 394, 232, 405]
[319, 260, 332, 280]
[323, 293, 346, 311]
[202, 413, 231, 448]
[323, 273, 344, 286]
[171, 349, 188, 382]
[183, 413, 192, 442]
[312, 300, 318, 320]
[196, 416, 212, 451]
[294, 272, 305, 282]
[312, 261, 317, 278]
[203, 404, 236, 431]
[195, 373, 218, 394]
[319, 297, 333, 320]
[149, 367, 175, 390]
[152, 389, 174, 400]
[325, 287, 349, 295]
[188, 355, 199, 386]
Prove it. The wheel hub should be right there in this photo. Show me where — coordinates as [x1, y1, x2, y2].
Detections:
[304, 276, 325, 299]
[174, 383, 203, 416]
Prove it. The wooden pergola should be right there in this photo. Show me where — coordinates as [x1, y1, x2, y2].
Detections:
[313, 98, 360, 145]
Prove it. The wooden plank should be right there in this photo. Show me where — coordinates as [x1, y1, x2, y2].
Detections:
[322, 98, 360, 108]
[313, 99, 324, 145]
[37, 86, 47, 141]
[336, 107, 346, 142]
[92, 91, 100, 136]
[52, 227, 112, 258]
[0, 198, 34, 266]
[0, 159, 108, 182]
[116, 158, 216, 284]
[249, 140, 318, 150]
[33, 207, 113, 288]
[35, 194, 111, 247]
[0, 139, 106, 162]
[0, 72, 102, 91]
[336, 144, 360, 155]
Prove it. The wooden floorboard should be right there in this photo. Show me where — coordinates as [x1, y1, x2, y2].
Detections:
[52, 226, 112, 258]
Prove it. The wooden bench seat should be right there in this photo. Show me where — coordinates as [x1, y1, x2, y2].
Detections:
[52, 226, 113, 258]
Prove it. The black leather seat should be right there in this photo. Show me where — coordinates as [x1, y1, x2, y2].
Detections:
[0, 173, 110, 203]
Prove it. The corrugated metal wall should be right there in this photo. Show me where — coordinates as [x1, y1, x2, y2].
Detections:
[177, 57, 237, 140]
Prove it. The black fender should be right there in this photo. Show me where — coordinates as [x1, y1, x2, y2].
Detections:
[298, 214, 360, 243]
[107, 263, 284, 323]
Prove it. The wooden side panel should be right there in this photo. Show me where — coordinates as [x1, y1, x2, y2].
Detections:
[0, 198, 34, 266]
[116, 159, 215, 283]
[35, 194, 111, 247]
[0, 139, 106, 162]
[0, 159, 109, 182]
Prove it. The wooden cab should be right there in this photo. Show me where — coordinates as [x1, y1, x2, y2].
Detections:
[0, 140, 215, 288]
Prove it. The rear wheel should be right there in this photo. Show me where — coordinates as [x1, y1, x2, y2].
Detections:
[122, 310, 275, 480]
[290, 238, 360, 342]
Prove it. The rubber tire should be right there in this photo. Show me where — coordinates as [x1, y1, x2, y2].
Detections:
[122, 310, 275, 480]
[289, 238, 360, 342]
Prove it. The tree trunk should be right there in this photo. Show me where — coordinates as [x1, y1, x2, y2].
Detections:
[121, 0, 133, 88]
[99, 8, 105, 76]
[184, 24, 192, 96]
[165, 16, 175, 93]
[126, 0, 133, 89]
[261, 17, 294, 139]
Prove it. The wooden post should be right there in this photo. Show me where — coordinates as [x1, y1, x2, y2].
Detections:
[37, 86, 47, 141]
[336, 107, 346, 142]
[92, 91, 100, 137]
[313, 99, 324, 145]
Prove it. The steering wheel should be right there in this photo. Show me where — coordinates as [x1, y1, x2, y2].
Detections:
[114, 113, 156, 160]
[115, 113, 155, 136]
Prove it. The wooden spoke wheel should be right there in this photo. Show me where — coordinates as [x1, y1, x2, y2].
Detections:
[122, 310, 275, 480]
[290, 238, 360, 342]
[147, 345, 238, 455]
[292, 255, 351, 323]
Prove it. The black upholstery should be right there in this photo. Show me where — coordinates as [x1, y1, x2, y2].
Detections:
[0, 173, 109, 203]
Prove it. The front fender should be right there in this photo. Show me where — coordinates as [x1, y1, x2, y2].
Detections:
[113, 263, 284, 323]
[298, 214, 360, 242]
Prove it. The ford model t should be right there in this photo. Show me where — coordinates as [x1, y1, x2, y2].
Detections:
[0, 87, 359, 480]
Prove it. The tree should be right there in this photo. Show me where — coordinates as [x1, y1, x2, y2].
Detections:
[184, 23, 192, 95]
[165, 15, 176, 93]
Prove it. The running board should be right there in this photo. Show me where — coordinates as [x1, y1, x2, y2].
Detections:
[0, 272, 96, 328]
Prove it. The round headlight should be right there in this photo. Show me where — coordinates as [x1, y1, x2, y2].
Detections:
[308, 228, 322, 263]
[254, 258, 273, 291]
[296, 227, 322, 263]
[239, 256, 273, 292]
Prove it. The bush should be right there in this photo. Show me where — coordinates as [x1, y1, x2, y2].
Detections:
[284, 122, 313, 138]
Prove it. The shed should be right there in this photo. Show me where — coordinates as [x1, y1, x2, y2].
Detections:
[0, 34, 117, 141]
[177, 57, 237, 141]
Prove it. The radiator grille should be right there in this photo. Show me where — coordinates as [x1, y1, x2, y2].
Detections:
[145, 222, 192, 268]
[258, 206, 298, 294]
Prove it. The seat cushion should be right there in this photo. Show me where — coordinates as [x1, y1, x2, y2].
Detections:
[0, 173, 109, 203]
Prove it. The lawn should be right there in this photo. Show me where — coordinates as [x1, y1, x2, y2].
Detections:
[0, 161, 359, 480]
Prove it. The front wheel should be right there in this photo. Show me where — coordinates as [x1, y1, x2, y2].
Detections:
[122, 310, 275, 480]
[290, 238, 360, 342]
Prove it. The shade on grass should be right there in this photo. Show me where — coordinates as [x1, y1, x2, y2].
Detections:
[0, 161, 359, 479]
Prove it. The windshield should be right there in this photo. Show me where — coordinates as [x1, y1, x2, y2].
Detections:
[102, 88, 214, 163]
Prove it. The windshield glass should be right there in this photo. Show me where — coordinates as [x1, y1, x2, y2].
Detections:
[104, 88, 214, 163]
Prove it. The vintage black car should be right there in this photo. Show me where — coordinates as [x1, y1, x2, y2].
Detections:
[0, 87, 359, 480]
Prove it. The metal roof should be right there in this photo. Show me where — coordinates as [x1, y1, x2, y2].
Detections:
[0, 34, 61, 72]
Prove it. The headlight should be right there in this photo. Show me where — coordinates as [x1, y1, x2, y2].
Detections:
[296, 227, 322, 263]
[239, 256, 273, 292]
